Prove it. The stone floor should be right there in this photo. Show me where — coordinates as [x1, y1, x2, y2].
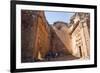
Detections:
[48, 55, 79, 61]
[35, 54, 80, 62]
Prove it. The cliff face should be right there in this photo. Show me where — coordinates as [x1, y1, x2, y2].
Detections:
[21, 10, 50, 62]
[21, 10, 38, 62]
[34, 11, 50, 60]
[51, 22, 72, 55]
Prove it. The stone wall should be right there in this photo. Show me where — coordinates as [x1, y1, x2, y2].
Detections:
[50, 22, 72, 55]
[21, 10, 38, 62]
[21, 10, 50, 62]
[34, 11, 50, 60]
[69, 13, 90, 59]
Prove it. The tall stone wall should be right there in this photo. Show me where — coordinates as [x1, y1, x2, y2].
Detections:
[34, 11, 50, 60]
[21, 10, 50, 62]
[50, 22, 72, 55]
[21, 10, 38, 62]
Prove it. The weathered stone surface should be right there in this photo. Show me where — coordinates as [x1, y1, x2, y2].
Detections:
[34, 11, 50, 60]
[69, 13, 90, 59]
[21, 10, 50, 62]
[21, 10, 38, 62]
[51, 21, 72, 55]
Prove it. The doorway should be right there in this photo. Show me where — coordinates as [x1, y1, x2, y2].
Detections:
[79, 46, 82, 57]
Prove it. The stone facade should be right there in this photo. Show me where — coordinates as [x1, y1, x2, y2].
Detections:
[69, 13, 90, 59]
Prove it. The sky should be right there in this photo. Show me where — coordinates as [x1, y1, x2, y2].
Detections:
[44, 11, 75, 24]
